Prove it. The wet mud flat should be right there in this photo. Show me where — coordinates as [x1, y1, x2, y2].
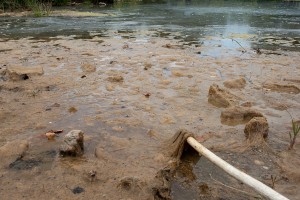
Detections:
[0, 33, 300, 200]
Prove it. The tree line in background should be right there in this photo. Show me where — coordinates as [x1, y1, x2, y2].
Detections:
[0, 0, 114, 12]
[0, 0, 287, 13]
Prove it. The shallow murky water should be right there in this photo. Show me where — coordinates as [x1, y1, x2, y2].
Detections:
[1, 0, 300, 53]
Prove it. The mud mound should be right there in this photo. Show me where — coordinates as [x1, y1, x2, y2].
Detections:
[223, 77, 246, 89]
[162, 129, 195, 165]
[80, 63, 96, 73]
[263, 83, 300, 94]
[152, 130, 196, 200]
[221, 106, 264, 125]
[107, 75, 124, 82]
[208, 84, 240, 108]
[244, 117, 269, 141]
[4, 66, 44, 81]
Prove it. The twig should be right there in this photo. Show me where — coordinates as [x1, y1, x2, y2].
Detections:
[271, 175, 278, 189]
[285, 109, 300, 149]
[285, 109, 293, 121]
[109, 147, 126, 153]
[187, 136, 288, 199]
[209, 174, 262, 199]
[232, 39, 247, 53]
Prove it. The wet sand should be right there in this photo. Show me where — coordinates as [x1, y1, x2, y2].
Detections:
[0, 33, 300, 199]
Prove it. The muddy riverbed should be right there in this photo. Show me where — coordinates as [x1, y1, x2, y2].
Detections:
[0, 31, 300, 199]
[1, 1, 300, 199]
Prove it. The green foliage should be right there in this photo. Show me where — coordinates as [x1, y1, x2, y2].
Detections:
[27, 0, 52, 17]
[0, 0, 53, 16]
[82, 0, 93, 7]
[0, 0, 70, 12]
[288, 120, 300, 150]
[0, 0, 26, 11]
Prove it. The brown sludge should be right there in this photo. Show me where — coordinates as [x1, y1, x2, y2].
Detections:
[1, 35, 300, 200]
[208, 84, 240, 108]
[223, 77, 246, 89]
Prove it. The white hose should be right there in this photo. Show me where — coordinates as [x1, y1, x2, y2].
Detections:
[186, 137, 289, 200]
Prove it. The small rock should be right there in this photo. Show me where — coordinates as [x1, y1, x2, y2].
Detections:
[144, 62, 152, 70]
[68, 106, 77, 113]
[254, 160, 264, 166]
[208, 84, 240, 108]
[143, 93, 151, 98]
[122, 44, 129, 49]
[89, 170, 96, 177]
[262, 166, 269, 170]
[244, 117, 269, 140]
[89, 170, 97, 182]
[59, 130, 84, 157]
[223, 77, 246, 89]
[72, 186, 85, 194]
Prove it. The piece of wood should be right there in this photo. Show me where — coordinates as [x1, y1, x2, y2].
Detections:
[187, 137, 289, 200]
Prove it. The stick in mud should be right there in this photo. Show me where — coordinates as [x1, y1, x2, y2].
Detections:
[186, 136, 289, 200]
[159, 129, 289, 200]
[232, 38, 247, 53]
